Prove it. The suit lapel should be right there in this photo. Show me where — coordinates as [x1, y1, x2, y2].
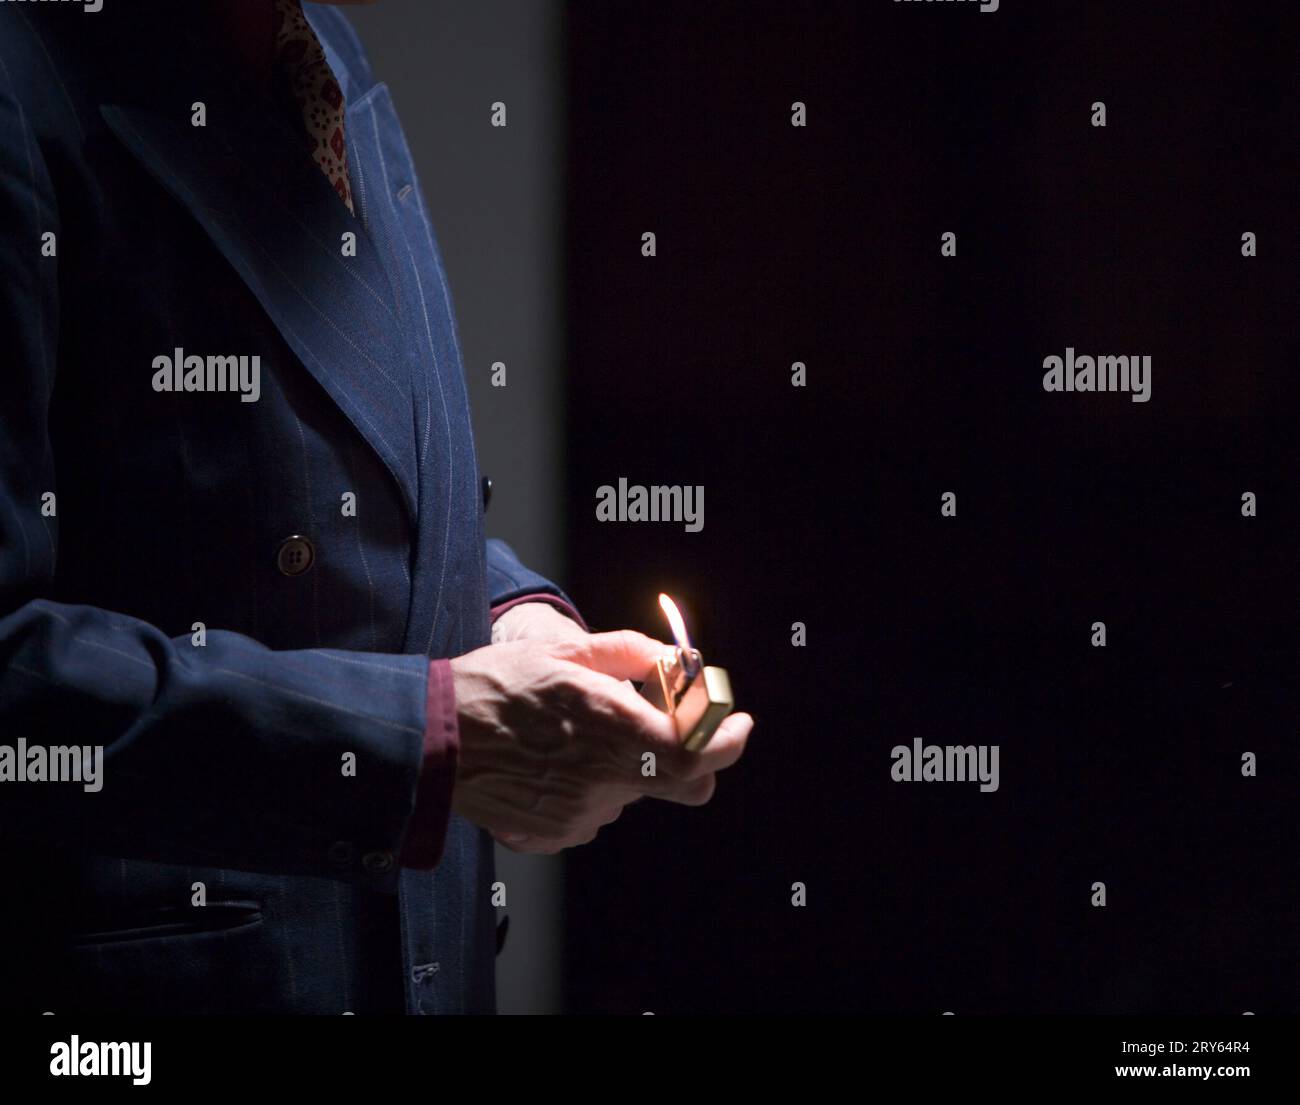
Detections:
[99, 32, 420, 524]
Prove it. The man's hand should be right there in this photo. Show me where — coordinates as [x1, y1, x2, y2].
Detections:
[490, 600, 588, 644]
[449, 629, 753, 854]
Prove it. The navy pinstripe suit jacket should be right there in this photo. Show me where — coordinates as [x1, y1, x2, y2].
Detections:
[0, 3, 571, 1013]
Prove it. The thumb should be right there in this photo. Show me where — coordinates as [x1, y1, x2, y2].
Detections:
[559, 629, 675, 682]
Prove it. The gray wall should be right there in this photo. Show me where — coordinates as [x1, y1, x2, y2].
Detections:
[342, 0, 566, 1015]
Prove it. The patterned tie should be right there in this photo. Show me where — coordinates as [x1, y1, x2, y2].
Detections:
[272, 0, 355, 215]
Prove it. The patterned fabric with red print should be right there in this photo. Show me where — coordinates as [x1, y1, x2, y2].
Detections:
[273, 0, 355, 215]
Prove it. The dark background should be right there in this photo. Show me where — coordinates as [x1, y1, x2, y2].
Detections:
[561, 1, 1299, 1013]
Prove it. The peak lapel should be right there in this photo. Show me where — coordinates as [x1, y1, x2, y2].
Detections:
[99, 70, 419, 524]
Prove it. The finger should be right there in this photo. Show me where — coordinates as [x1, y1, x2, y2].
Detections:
[559, 629, 676, 683]
[491, 831, 533, 852]
[499, 827, 600, 855]
[600, 710, 752, 799]
[693, 711, 754, 769]
[653, 772, 716, 807]
[655, 711, 754, 781]
[492, 823, 576, 854]
[599, 679, 683, 743]
[502, 837, 562, 855]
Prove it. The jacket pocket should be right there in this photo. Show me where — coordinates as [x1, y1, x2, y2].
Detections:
[69, 901, 262, 946]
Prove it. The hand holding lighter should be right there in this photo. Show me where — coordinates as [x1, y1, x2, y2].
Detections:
[639, 594, 734, 751]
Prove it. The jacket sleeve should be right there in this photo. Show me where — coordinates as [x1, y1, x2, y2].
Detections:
[0, 65, 436, 891]
[485, 538, 586, 625]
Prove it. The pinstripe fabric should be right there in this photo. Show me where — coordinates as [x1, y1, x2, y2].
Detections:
[0, 4, 576, 1014]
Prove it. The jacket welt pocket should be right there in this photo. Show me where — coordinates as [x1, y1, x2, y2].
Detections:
[69, 901, 263, 946]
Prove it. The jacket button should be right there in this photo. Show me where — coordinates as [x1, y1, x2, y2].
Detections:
[328, 841, 355, 869]
[481, 476, 493, 512]
[362, 850, 394, 875]
[277, 535, 314, 577]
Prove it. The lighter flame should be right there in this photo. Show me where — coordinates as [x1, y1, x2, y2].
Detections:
[658, 592, 693, 655]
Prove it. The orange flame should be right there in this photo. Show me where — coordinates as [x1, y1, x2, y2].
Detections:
[658, 593, 693, 655]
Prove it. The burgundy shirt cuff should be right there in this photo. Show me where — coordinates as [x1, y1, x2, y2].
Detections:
[489, 594, 590, 632]
[399, 658, 460, 870]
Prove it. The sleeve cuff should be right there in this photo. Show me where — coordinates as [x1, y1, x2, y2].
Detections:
[399, 658, 460, 870]
[489, 594, 590, 632]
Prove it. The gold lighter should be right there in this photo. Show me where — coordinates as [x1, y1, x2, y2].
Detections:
[639, 593, 734, 751]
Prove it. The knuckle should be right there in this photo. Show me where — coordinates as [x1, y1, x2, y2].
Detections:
[542, 665, 587, 705]
[551, 637, 591, 665]
[608, 628, 639, 652]
[585, 690, 625, 733]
